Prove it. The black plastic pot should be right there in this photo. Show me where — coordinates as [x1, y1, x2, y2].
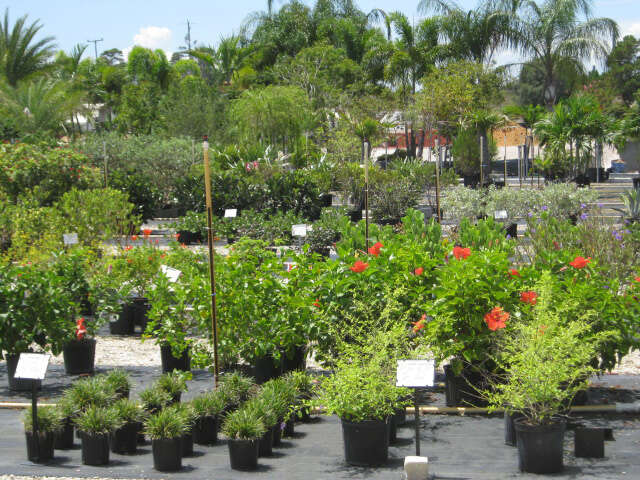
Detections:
[110, 305, 135, 335]
[6, 354, 41, 391]
[63, 338, 96, 375]
[181, 431, 194, 457]
[283, 418, 295, 437]
[444, 365, 486, 407]
[152, 438, 182, 471]
[633, 177, 640, 190]
[575, 427, 605, 458]
[160, 345, 191, 373]
[81, 433, 110, 466]
[390, 408, 406, 444]
[258, 428, 274, 457]
[281, 345, 307, 373]
[514, 418, 565, 474]
[25, 431, 55, 463]
[252, 354, 282, 385]
[131, 297, 151, 333]
[54, 418, 74, 449]
[228, 439, 259, 471]
[176, 230, 202, 245]
[110, 422, 139, 454]
[272, 423, 283, 447]
[505, 223, 518, 239]
[504, 412, 524, 446]
[463, 175, 480, 188]
[341, 418, 390, 467]
[193, 416, 218, 445]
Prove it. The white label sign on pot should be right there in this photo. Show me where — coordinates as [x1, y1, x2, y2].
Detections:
[63, 233, 79, 245]
[292, 224, 308, 237]
[224, 209, 237, 218]
[396, 359, 435, 388]
[494, 210, 508, 220]
[14, 353, 50, 380]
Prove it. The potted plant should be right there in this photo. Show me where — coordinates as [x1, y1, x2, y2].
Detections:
[61, 317, 96, 374]
[66, 377, 115, 413]
[23, 406, 63, 463]
[110, 399, 145, 455]
[218, 372, 255, 412]
[102, 369, 132, 400]
[191, 390, 226, 445]
[145, 408, 189, 472]
[259, 378, 296, 444]
[155, 370, 190, 404]
[483, 273, 603, 474]
[244, 397, 278, 457]
[0, 263, 73, 390]
[317, 358, 397, 466]
[166, 402, 197, 457]
[88, 258, 133, 335]
[166, 211, 206, 245]
[140, 387, 172, 415]
[54, 396, 78, 449]
[222, 408, 265, 471]
[283, 370, 316, 422]
[75, 406, 122, 466]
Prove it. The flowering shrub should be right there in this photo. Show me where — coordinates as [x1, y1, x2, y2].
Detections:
[0, 143, 101, 206]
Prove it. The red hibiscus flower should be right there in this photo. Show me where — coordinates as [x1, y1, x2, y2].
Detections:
[368, 242, 383, 256]
[412, 314, 427, 332]
[313, 299, 321, 308]
[142, 228, 152, 237]
[350, 260, 369, 273]
[484, 307, 510, 331]
[520, 291, 538, 305]
[131, 235, 138, 241]
[76, 318, 87, 340]
[124, 245, 133, 251]
[453, 246, 471, 260]
[509, 269, 520, 277]
[569, 256, 591, 269]
[174, 233, 180, 240]
[538, 325, 547, 335]
[414, 267, 424, 276]
[635, 277, 640, 283]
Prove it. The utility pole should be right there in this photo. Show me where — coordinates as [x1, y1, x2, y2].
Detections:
[87, 38, 103, 59]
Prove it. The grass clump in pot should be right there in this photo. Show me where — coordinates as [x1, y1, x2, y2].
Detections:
[101, 369, 132, 399]
[192, 390, 226, 419]
[218, 372, 255, 410]
[75, 406, 122, 436]
[140, 387, 172, 414]
[145, 408, 189, 440]
[24, 405, 63, 433]
[66, 377, 115, 411]
[155, 370, 190, 403]
[222, 408, 265, 440]
[112, 399, 145, 425]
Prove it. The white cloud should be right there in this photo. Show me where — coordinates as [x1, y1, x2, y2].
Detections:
[134, 26, 172, 49]
[620, 20, 640, 37]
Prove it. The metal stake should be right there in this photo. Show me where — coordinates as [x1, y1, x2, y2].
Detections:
[364, 140, 370, 251]
[435, 138, 441, 223]
[414, 389, 421, 456]
[31, 381, 39, 462]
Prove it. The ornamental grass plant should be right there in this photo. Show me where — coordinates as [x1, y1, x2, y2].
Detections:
[145, 408, 189, 440]
[75, 406, 122, 435]
[23, 406, 63, 433]
[221, 408, 266, 441]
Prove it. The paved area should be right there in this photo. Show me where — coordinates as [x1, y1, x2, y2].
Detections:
[1, 410, 640, 479]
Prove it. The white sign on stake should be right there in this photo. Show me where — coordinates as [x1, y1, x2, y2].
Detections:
[292, 224, 308, 237]
[160, 265, 182, 283]
[224, 209, 237, 218]
[63, 233, 79, 246]
[396, 359, 435, 388]
[14, 353, 50, 380]
[494, 210, 508, 221]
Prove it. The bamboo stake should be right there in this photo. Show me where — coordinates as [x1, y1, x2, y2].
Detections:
[364, 139, 370, 252]
[202, 136, 219, 387]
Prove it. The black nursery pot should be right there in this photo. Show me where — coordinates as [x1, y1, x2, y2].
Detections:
[193, 416, 218, 445]
[505, 223, 518, 239]
[181, 430, 194, 457]
[54, 417, 75, 449]
[81, 433, 110, 466]
[575, 427, 605, 458]
[160, 345, 191, 373]
[341, 418, 390, 467]
[63, 338, 96, 375]
[110, 305, 135, 335]
[504, 412, 524, 446]
[281, 345, 307, 374]
[153, 438, 183, 472]
[131, 297, 151, 333]
[6, 354, 42, 391]
[228, 439, 259, 471]
[443, 365, 486, 407]
[272, 422, 283, 447]
[283, 418, 295, 437]
[252, 354, 282, 385]
[514, 418, 565, 474]
[110, 422, 140, 454]
[25, 431, 55, 463]
[258, 428, 274, 457]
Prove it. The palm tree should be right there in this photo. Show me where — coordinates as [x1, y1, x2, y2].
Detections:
[508, 0, 618, 106]
[367, 8, 391, 40]
[0, 9, 56, 86]
[418, 0, 512, 65]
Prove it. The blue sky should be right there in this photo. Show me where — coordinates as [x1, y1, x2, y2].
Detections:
[5, 0, 640, 62]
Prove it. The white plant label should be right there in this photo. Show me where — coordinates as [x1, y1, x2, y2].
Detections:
[160, 265, 182, 283]
[292, 224, 308, 237]
[14, 353, 50, 380]
[494, 210, 508, 220]
[396, 359, 435, 388]
[63, 233, 79, 245]
[224, 209, 237, 218]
